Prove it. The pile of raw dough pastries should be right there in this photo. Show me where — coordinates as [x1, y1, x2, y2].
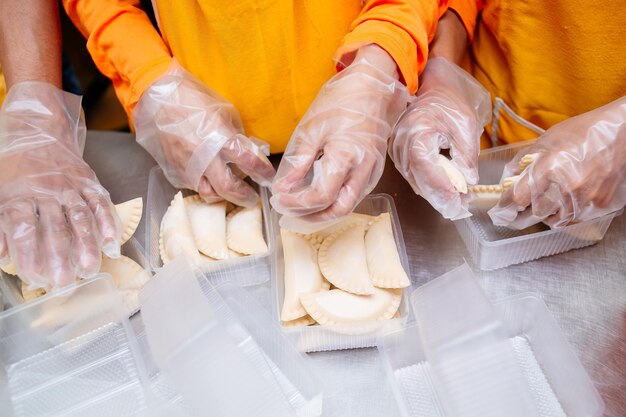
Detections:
[280, 212, 409, 330]
[159, 192, 268, 266]
[0, 197, 150, 315]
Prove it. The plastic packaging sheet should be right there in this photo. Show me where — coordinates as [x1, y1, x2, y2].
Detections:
[138, 257, 323, 417]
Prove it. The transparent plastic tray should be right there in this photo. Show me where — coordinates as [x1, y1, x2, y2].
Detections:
[0, 238, 150, 311]
[145, 166, 273, 286]
[270, 194, 411, 352]
[378, 264, 604, 417]
[454, 141, 623, 270]
[0, 276, 154, 417]
[139, 257, 323, 417]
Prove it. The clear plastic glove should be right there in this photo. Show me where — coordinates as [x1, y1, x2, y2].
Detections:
[133, 61, 275, 207]
[0, 82, 121, 288]
[489, 96, 626, 229]
[271, 46, 410, 224]
[389, 57, 491, 220]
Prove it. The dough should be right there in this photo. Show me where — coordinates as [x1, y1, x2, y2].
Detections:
[437, 154, 467, 194]
[226, 204, 268, 255]
[115, 197, 143, 245]
[318, 222, 375, 295]
[100, 255, 151, 315]
[365, 213, 410, 289]
[282, 315, 316, 328]
[300, 287, 402, 326]
[185, 195, 229, 260]
[159, 192, 202, 265]
[280, 229, 328, 322]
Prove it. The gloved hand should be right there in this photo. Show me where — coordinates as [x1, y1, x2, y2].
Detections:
[489, 96, 626, 229]
[271, 45, 410, 224]
[0, 82, 121, 288]
[133, 61, 275, 207]
[389, 57, 491, 220]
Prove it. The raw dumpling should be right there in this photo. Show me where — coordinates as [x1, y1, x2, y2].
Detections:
[21, 281, 48, 302]
[282, 315, 316, 328]
[0, 261, 16, 276]
[280, 229, 328, 322]
[226, 204, 268, 255]
[115, 197, 143, 245]
[365, 213, 410, 289]
[184, 195, 228, 260]
[318, 222, 375, 295]
[159, 192, 202, 265]
[436, 154, 467, 194]
[308, 213, 376, 245]
[300, 287, 402, 326]
[100, 255, 151, 315]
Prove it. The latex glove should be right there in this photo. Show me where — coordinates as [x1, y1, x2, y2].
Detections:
[0, 82, 121, 288]
[389, 57, 491, 220]
[133, 61, 275, 207]
[489, 96, 626, 229]
[271, 45, 410, 224]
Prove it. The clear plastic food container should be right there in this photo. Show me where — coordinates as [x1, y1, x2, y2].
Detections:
[145, 166, 273, 286]
[378, 264, 604, 417]
[270, 194, 411, 352]
[0, 276, 154, 417]
[455, 141, 623, 270]
[0, 237, 149, 310]
[139, 257, 324, 417]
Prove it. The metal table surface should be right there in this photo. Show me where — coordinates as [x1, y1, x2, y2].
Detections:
[85, 131, 625, 417]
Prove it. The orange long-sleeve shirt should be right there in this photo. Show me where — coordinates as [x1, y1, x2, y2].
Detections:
[63, 0, 447, 153]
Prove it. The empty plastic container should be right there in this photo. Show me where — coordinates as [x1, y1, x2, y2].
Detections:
[454, 141, 623, 270]
[0, 276, 155, 417]
[145, 166, 273, 286]
[378, 263, 604, 417]
[139, 257, 324, 417]
[271, 194, 411, 352]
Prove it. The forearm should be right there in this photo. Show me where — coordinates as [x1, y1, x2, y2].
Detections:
[0, 0, 62, 89]
[429, 10, 468, 65]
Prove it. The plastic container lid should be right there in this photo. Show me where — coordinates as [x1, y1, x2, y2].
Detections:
[144, 166, 274, 286]
[454, 141, 623, 270]
[138, 257, 323, 417]
[378, 263, 605, 417]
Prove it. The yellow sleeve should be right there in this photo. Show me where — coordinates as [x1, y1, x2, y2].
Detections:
[447, 0, 483, 41]
[63, 0, 173, 118]
[337, 0, 448, 94]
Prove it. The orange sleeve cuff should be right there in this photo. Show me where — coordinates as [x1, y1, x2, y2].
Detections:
[447, 0, 483, 42]
[63, 0, 172, 118]
[338, 1, 446, 94]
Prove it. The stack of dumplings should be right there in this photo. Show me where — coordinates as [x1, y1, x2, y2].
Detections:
[280, 212, 409, 332]
[159, 192, 268, 266]
[0, 197, 150, 316]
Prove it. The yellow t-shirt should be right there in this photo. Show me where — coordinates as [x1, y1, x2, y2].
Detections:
[452, 0, 626, 147]
[63, 0, 446, 153]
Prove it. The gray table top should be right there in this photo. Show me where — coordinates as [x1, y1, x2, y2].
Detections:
[85, 131, 625, 417]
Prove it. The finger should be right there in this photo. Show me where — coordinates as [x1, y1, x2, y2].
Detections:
[221, 135, 276, 187]
[273, 146, 353, 216]
[37, 198, 74, 287]
[0, 199, 44, 285]
[272, 138, 320, 193]
[301, 156, 377, 222]
[0, 232, 7, 262]
[205, 158, 260, 207]
[65, 191, 101, 278]
[592, 175, 620, 209]
[84, 189, 121, 258]
[197, 176, 225, 204]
